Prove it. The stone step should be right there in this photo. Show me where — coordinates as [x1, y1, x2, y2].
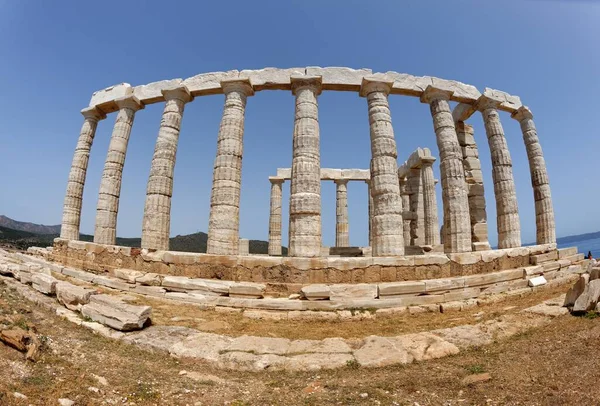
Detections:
[530, 250, 558, 265]
[558, 247, 578, 259]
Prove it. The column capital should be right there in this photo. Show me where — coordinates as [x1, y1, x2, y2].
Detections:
[81, 106, 106, 121]
[334, 178, 349, 186]
[474, 94, 502, 111]
[359, 76, 393, 97]
[162, 85, 193, 103]
[115, 95, 144, 111]
[420, 156, 436, 166]
[269, 176, 285, 185]
[221, 78, 254, 97]
[511, 105, 534, 121]
[290, 75, 322, 95]
[420, 86, 452, 104]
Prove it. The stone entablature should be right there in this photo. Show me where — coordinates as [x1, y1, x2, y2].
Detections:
[62, 66, 555, 260]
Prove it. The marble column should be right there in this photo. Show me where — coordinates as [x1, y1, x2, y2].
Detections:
[398, 177, 412, 246]
[366, 180, 373, 247]
[479, 97, 521, 248]
[268, 178, 284, 256]
[512, 106, 556, 244]
[360, 77, 404, 256]
[288, 75, 322, 257]
[206, 79, 254, 255]
[421, 157, 440, 246]
[94, 96, 143, 245]
[141, 86, 192, 251]
[421, 86, 472, 253]
[456, 122, 490, 251]
[408, 168, 425, 246]
[60, 107, 106, 240]
[335, 179, 349, 247]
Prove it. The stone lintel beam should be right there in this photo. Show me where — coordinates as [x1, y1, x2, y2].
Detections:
[452, 103, 477, 123]
[397, 148, 434, 179]
[89, 83, 133, 114]
[275, 168, 370, 181]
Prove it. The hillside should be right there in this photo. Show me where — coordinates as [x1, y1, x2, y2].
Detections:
[0, 215, 61, 234]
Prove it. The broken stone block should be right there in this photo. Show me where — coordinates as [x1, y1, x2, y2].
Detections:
[56, 282, 96, 311]
[572, 279, 600, 313]
[81, 295, 152, 331]
[528, 276, 547, 287]
[301, 284, 331, 301]
[112, 268, 145, 283]
[564, 274, 589, 307]
[229, 282, 265, 299]
[31, 273, 58, 295]
[135, 272, 162, 286]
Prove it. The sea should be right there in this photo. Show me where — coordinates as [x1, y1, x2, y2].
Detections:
[557, 236, 600, 259]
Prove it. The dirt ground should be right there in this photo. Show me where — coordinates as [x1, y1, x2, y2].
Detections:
[1, 278, 600, 406]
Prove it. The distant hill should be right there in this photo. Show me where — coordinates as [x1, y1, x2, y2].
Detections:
[557, 231, 600, 245]
[0, 215, 61, 235]
[0, 215, 286, 255]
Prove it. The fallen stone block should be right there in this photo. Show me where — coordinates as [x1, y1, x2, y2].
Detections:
[572, 279, 600, 313]
[301, 284, 331, 300]
[92, 275, 133, 291]
[135, 272, 162, 286]
[31, 273, 58, 295]
[132, 285, 167, 297]
[229, 282, 265, 299]
[329, 284, 378, 300]
[112, 268, 145, 283]
[56, 282, 96, 311]
[81, 294, 152, 331]
[528, 276, 547, 287]
[62, 267, 96, 283]
[564, 274, 589, 307]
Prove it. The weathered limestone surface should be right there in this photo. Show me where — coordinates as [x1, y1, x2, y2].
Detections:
[31, 273, 58, 295]
[141, 86, 192, 250]
[288, 76, 323, 257]
[399, 177, 412, 246]
[56, 282, 96, 311]
[133, 79, 184, 104]
[335, 179, 349, 247]
[268, 178, 284, 256]
[408, 167, 425, 246]
[94, 96, 143, 245]
[422, 87, 471, 253]
[89, 83, 133, 113]
[455, 122, 490, 251]
[421, 157, 440, 246]
[361, 77, 404, 256]
[512, 106, 556, 245]
[207, 79, 254, 255]
[81, 294, 152, 331]
[478, 96, 521, 248]
[276, 167, 370, 181]
[61, 107, 106, 240]
[182, 70, 240, 96]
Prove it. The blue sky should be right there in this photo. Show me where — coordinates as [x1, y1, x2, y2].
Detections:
[0, 0, 598, 247]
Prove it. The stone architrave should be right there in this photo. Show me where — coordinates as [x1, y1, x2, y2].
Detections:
[398, 177, 412, 247]
[60, 107, 106, 240]
[478, 96, 521, 248]
[335, 179, 349, 247]
[268, 178, 284, 256]
[421, 86, 472, 253]
[421, 156, 440, 246]
[288, 75, 323, 257]
[141, 86, 192, 250]
[455, 122, 491, 251]
[206, 79, 254, 255]
[408, 167, 425, 246]
[360, 77, 404, 256]
[512, 106, 556, 244]
[94, 96, 143, 245]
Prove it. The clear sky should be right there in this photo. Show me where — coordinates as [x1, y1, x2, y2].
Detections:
[0, 0, 598, 248]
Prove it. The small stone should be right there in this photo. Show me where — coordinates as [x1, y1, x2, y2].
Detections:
[88, 387, 100, 393]
[462, 372, 491, 385]
[288, 293, 301, 300]
[58, 399, 75, 406]
[360, 393, 369, 398]
[13, 392, 27, 399]
[179, 370, 187, 375]
[92, 374, 108, 386]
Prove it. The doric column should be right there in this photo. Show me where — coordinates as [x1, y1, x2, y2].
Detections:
[478, 96, 521, 248]
[398, 177, 412, 246]
[360, 77, 404, 256]
[141, 86, 192, 251]
[408, 168, 425, 246]
[456, 122, 490, 251]
[366, 179, 373, 247]
[335, 179, 349, 247]
[206, 79, 254, 255]
[421, 156, 440, 246]
[94, 96, 143, 245]
[60, 107, 106, 240]
[268, 178, 284, 256]
[288, 75, 322, 257]
[421, 86, 472, 253]
[512, 106, 556, 244]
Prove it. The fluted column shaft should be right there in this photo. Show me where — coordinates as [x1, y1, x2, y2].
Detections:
[361, 79, 404, 256]
[480, 101, 521, 248]
[207, 79, 254, 255]
[512, 106, 555, 244]
[399, 177, 412, 246]
[288, 76, 322, 257]
[421, 158, 440, 246]
[94, 96, 143, 245]
[421, 87, 471, 253]
[268, 178, 284, 256]
[366, 180, 373, 247]
[335, 179, 349, 247]
[141, 87, 192, 250]
[408, 168, 425, 246]
[61, 107, 106, 240]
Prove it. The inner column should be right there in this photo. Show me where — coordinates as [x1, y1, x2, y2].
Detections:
[335, 179, 349, 247]
[288, 75, 323, 257]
